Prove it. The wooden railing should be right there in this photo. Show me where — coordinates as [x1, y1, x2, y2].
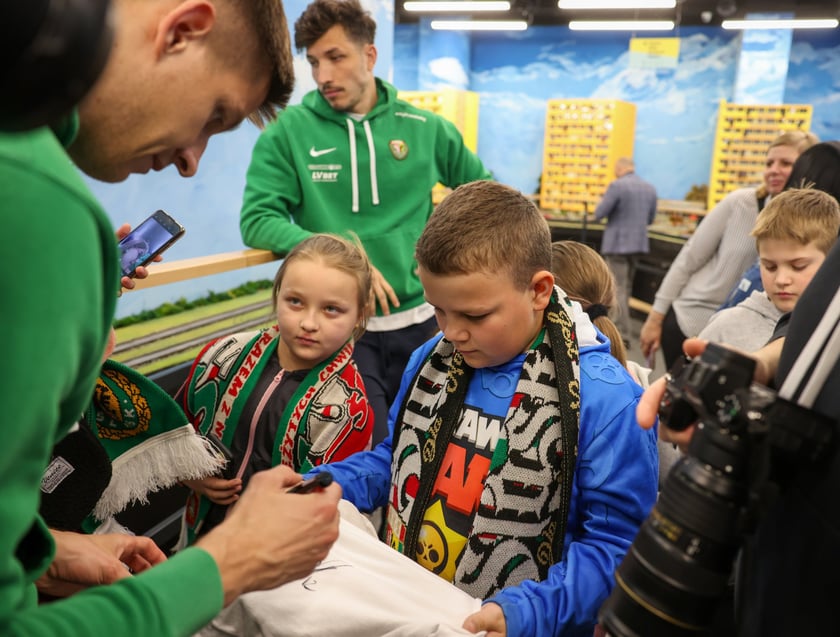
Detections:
[130, 249, 280, 291]
[129, 246, 653, 313]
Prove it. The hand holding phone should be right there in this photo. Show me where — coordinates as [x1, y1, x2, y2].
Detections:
[118, 209, 185, 278]
[287, 472, 333, 494]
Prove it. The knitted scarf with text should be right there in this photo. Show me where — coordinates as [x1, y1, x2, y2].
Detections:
[386, 289, 581, 598]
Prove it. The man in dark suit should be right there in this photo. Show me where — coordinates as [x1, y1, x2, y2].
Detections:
[594, 157, 658, 338]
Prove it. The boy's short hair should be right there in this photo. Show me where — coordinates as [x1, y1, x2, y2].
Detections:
[294, 0, 377, 51]
[752, 188, 840, 254]
[415, 180, 551, 290]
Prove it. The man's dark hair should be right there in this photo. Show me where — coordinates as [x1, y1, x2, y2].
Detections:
[294, 0, 376, 51]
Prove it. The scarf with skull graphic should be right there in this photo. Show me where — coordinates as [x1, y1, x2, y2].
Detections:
[385, 288, 581, 598]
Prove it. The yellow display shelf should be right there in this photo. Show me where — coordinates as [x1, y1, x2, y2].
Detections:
[707, 100, 812, 209]
[540, 99, 637, 215]
[398, 89, 480, 203]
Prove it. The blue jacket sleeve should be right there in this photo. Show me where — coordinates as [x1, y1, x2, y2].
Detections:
[487, 350, 659, 637]
[309, 339, 438, 511]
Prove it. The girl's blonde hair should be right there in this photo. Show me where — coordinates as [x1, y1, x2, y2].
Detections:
[550, 241, 627, 367]
[272, 233, 373, 341]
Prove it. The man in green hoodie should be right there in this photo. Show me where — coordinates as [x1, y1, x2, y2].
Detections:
[0, 1, 343, 636]
[240, 0, 492, 444]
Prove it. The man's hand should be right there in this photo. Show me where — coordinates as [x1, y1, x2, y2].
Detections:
[636, 337, 784, 453]
[463, 602, 506, 637]
[36, 530, 167, 597]
[370, 264, 399, 316]
[637, 337, 709, 452]
[115, 223, 162, 290]
[637, 375, 696, 453]
[752, 336, 783, 386]
[196, 465, 341, 606]
[182, 476, 243, 505]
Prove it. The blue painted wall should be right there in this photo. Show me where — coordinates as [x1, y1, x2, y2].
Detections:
[397, 24, 840, 200]
[88, 16, 840, 319]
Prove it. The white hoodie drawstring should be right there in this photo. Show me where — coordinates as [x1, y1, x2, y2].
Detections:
[363, 120, 380, 206]
[347, 119, 359, 213]
[346, 118, 380, 212]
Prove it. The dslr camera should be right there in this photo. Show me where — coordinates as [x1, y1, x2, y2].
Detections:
[598, 343, 834, 636]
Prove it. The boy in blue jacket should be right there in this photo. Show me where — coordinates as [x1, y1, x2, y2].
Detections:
[314, 180, 658, 637]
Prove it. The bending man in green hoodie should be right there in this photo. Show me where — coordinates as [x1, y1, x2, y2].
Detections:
[0, 2, 343, 635]
[240, 0, 492, 444]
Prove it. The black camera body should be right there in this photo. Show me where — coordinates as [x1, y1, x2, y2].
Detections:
[599, 343, 833, 636]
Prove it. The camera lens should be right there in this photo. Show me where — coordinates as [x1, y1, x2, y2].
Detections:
[599, 344, 757, 636]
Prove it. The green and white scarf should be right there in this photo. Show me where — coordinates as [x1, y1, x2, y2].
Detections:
[88, 358, 225, 522]
[386, 289, 582, 598]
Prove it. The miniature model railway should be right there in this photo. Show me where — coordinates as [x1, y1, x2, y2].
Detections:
[113, 296, 273, 374]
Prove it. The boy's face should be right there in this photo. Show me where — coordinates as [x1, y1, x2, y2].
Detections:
[759, 238, 827, 313]
[418, 266, 553, 369]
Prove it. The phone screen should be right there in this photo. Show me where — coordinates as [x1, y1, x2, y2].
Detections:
[118, 210, 184, 278]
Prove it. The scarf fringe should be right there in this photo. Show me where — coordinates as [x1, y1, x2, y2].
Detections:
[93, 425, 223, 521]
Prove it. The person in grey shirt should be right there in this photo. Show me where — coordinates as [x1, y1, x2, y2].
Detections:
[594, 157, 657, 337]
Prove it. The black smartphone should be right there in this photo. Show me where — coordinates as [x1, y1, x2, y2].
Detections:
[118, 209, 185, 278]
[204, 433, 235, 480]
[287, 472, 333, 494]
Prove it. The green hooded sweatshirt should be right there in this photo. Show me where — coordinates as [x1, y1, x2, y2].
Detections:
[0, 119, 223, 636]
[240, 79, 492, 323]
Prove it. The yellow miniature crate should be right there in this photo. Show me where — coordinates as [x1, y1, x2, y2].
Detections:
[707, 99, 813, 209]
[539, 99, 636, 215]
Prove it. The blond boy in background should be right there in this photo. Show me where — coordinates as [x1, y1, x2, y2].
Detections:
[699, 188, 840, 351]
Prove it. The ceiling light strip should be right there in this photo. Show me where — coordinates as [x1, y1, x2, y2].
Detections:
[569, 20, 675, 31]
[722, 18, 839, 30]
[430, 19, 528, 30]
[405, 1, 511, 12]
[559, 0, 675, 9]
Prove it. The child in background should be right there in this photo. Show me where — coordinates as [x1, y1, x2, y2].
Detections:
[550, 240, 680, 490]
[699, 188, 840, 351]
[180, 234, 374, 544]
[313, 182, 658, 637]
[550, 240, 629, 366]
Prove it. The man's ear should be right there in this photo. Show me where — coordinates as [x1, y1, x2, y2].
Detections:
[531, 270, 555, 311]
[364, 43, 377, 72]
[154, 0, 216, 57]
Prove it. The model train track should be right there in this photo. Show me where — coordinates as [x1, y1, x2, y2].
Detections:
[119, 314, 272, 369]
[114, 297, 274, 372]
[113, 299, 271, 354]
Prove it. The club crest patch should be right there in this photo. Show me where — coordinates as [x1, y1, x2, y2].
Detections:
[93, 368, 151, 440]
[389, 139, 408, 160]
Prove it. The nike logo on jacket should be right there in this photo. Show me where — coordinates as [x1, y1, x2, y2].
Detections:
[309, 146, 337, 157]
